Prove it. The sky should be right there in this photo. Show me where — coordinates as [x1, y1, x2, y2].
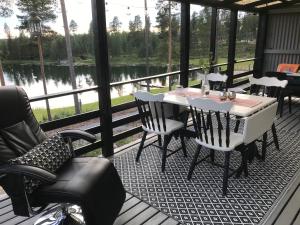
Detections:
[0, 0, 203, 39]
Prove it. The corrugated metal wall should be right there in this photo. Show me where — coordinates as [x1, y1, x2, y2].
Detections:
[264, 12, 300, 72]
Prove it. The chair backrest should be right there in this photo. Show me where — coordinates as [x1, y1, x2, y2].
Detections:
[134, 91, 167, 132]
[265, 71, 287, 80]
[249, 76, 288, 98]
[277, 64, 300, 73]
[0, 86, 47, 163]
[199, 73, 228, 90]
[188, 98, 233, 148]
[243, 102, 278, 144]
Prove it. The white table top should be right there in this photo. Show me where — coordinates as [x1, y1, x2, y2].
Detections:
[163, 88, 277, 117]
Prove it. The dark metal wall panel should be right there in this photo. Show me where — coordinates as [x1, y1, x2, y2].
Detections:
[263, 12, 300, 72]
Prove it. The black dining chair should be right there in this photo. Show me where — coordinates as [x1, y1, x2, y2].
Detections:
[265, 71, 299, 115]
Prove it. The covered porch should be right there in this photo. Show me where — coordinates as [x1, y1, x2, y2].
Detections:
[0, 0, 300, 224]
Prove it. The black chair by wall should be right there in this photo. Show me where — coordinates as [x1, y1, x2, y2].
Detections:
[265, 71, 300, 115]
[0, 86, 126, 225]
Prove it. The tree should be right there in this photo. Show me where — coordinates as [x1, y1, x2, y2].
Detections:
[16, 0, 57, 120]
[3, 23, 13, 61]
[0, 0, 13, 17]
[129, 15, 142, 32]
[109, 16, 122, 33]
[60, 0, 80, 114]
[144, 0, 150, 85]
[16, 0, 57, 33]
[156, 0, 178, 73]
[69, 19, 78, 34]
[0, 0, 13, 86]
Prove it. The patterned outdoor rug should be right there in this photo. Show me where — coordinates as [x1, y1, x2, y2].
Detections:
[113, 130, 300, 225]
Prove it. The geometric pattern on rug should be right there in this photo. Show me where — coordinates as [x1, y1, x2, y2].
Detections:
[113, 130, 300, 225]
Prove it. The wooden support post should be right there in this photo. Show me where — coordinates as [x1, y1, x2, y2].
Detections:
[227, 10, 238, 88]
[180, 0, 190, 87]
[209, 8, 217, 73]
[254, 13, 268, 77]
[91, 0, 114, 157]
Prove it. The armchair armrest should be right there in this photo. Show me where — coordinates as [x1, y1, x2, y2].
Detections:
[0, 164, 57, 183]
[59, 129, 97, 143]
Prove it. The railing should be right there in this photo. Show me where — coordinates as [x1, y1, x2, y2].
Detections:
[31, 58, 256, 155]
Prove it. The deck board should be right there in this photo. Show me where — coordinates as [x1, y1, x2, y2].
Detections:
[125, 207, 159, 225]
[113, 202, 149, 225]
[143, 212, 169, 225]
[274, 185, 300, 225]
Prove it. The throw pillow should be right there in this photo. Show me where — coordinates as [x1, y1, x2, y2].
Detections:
[9, 133, 73, 194]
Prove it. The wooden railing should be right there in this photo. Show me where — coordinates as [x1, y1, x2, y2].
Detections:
[31, 58, 256, 155]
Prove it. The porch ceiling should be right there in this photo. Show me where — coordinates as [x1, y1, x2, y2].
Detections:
[179, 0, 300, 12]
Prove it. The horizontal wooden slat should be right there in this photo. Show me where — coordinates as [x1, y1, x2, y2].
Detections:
[113, 127, 143, 142]
[143, 212, 169, 225]
[125, 207, 159, 225]
[274, 185, 300, 225]
[40, 110, 100, 131]
[113, 202, 149, 225]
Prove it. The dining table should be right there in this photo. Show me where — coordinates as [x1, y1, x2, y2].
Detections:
[163, 87, 277, 118]
[163, 87, 278, 167]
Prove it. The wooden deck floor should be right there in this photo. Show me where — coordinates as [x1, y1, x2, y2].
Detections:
[0, 192, 179, 225]
[1, 98, 300, 225]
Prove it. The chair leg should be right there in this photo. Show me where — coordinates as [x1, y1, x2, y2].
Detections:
[157, 135, 162, 146]
[279, 95, 284, 117]
[136, 131, 147, 162]
[243, 147, 249, 177]
[179, 132, 187, 157]
[289, 95, 292, 113]
[210, 149, 215, 163]
[236, 145, 249, 178]
[222, 152, 231, 196]
[272, 123, 279, 150]
[234, 118, 240, 133]
[262, 132, 268, 161]
[161, 135, 172, 172]
[187, 145, 202, 180]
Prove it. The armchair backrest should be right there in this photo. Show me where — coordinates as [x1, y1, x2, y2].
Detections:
[265, 71, 287, 80]
[134, 91, 168, 133]
[0, 86, 47, 162]
[277, 64, 300, 73]
[188, 98, 233, 148]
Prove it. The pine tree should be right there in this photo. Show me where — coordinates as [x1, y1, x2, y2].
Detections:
[16, 0, 57, 33]
[69, 19, 78, 34]
[0, 0, 13, 17]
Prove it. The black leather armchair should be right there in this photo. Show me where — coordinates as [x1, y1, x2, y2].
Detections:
[0, 86, 126, 225]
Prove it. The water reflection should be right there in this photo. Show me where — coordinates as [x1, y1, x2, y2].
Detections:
[2, 64, 178, 109]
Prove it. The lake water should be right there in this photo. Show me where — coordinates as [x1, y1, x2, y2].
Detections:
[2, 64, 183, 109]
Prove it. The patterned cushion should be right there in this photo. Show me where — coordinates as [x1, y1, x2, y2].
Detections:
[9, 133, 73, 194]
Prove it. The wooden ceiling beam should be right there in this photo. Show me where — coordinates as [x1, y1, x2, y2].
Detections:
[188, 0, 259, 12]
[177, 0, 299, 12]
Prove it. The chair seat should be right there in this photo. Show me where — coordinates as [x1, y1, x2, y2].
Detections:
[33, 157, 125, 225]
[142, 118, 184, 135]
[196, 130, 244, 151]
